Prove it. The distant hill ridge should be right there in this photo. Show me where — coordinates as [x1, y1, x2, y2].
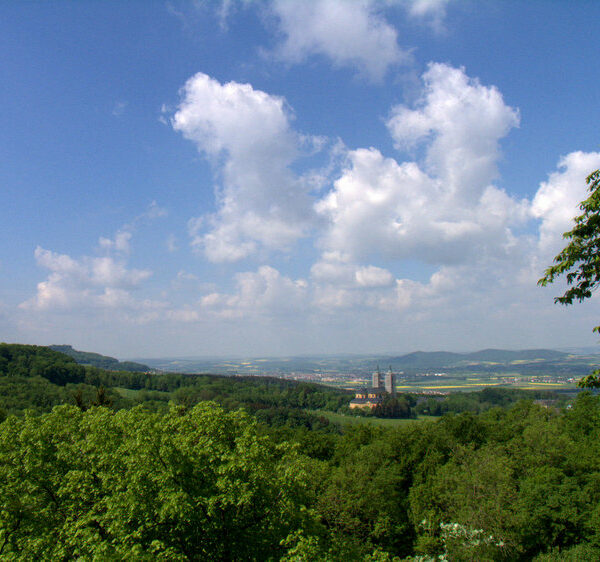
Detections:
[134, 348, 582, 376]
[49, 345, 150, 372]
[389, 348, 568, 369]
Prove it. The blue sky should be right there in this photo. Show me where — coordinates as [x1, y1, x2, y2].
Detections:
[2, 0, 600, 358]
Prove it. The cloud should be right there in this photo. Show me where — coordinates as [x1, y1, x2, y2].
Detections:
[143, 201, 168, 221]
[200, 265, 308, 318]
[166, 62, 600, 349]
[307, 62, 586, 329]
[403, 0, 451, 30]
[198, 1, 450, 80]
[531, 150, 600, 257]
[20, 247, 153, 313]
[315, 64, 524, 268]
[310, 258, 393, 289]
[309, 254, 397, 311]
[315, 151, 527, 267]
[355, 265, 394, 287]
[387, 63, 520, 198]
[405, 0, 449, 17]
[310, 257, 356, 285]
[168, 62, 590, 332]
[20, 54, 599, 355]
[172, 73, 315, 262]
[324, 148, 600, 327]
[98, 201, 167, 255]
[99, 230, 132, 254]
[269, 0, 411, 81]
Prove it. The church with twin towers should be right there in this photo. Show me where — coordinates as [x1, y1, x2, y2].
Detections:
[349, 366, 396, 410]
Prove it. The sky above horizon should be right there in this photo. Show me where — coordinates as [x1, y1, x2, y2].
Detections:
[2, 0, 600, 359]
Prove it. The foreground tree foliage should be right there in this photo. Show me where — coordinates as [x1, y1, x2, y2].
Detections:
[0, 403, 316, 560]
[2, 396, 600, 560]
[538, 169, 600, 387]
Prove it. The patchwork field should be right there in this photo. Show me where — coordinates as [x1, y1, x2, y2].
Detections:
[386, 372, 580, 394]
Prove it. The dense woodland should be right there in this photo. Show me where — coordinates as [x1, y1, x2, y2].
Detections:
[1, 343, 599, 560]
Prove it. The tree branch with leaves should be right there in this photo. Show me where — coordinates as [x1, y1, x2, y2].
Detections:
[538, 169, 600, 387]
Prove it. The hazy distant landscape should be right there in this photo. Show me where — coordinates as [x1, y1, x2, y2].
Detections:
[130, 348, 600, 394]
[41, 344, 600, 395]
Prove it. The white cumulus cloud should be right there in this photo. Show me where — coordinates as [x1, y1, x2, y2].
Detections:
[531, 150, 600, 257]
[269, 0, 411, 81]
[200, 265, 308, 318]
[21, 247, 153, 312]
[355, 265, 394, 287]
[167, 63, 600, 342]
[172, 73, 314, 262]
[387, 63, 520, 199]
[315, 64, 525, 268]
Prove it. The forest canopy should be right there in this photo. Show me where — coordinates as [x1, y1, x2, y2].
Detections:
[1, 343, 600, 560]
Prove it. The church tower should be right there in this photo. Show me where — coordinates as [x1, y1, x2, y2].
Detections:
[385, 367, 396, 396]
[372, 366, 382, 389]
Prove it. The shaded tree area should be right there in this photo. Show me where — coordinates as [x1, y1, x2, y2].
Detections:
[0, 343, 85, 384]
[372, 394, 416, 419]
[169, 378, 351, 413]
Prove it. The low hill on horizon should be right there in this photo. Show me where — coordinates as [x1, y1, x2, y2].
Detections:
[49, 345, 151, 373]
[132, 347, 598, 377]
[389, 348, 569, 369]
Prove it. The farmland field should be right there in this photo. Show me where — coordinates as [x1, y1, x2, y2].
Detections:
[389, 372, 579, 394]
